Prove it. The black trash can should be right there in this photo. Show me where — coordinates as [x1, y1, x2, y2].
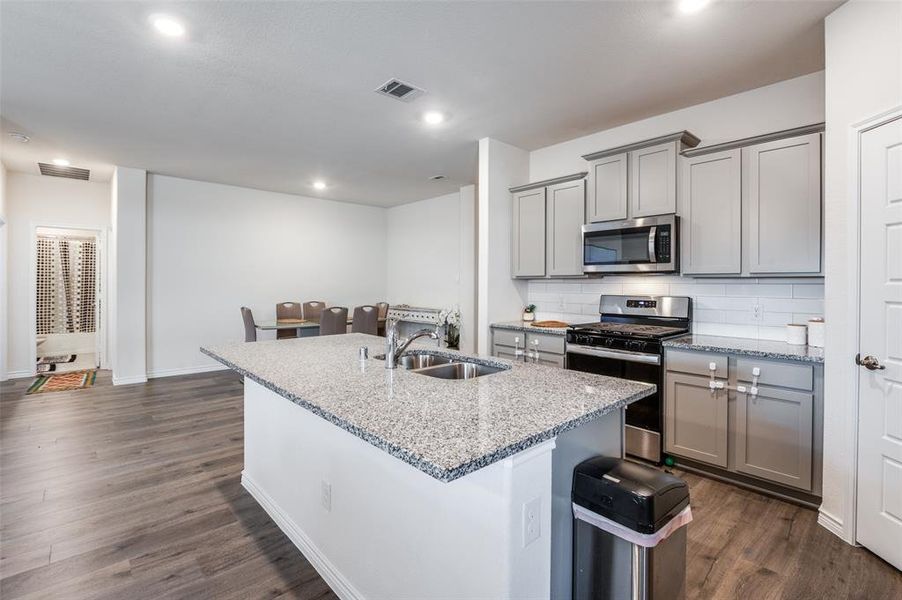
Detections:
[572, 457, 691, 600]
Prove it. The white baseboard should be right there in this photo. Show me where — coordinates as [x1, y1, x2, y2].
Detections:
[112, 374, 148, 386]
[147, 363, 229, 379]
[818, 508, 854, 544]
[6, 370, 35, 380]
[241, 473, 364, 600]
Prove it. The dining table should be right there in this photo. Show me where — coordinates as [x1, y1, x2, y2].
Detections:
[255, 317, 387, 336]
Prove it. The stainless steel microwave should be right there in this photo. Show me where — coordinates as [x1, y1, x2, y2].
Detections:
[582, 215, 679, 274]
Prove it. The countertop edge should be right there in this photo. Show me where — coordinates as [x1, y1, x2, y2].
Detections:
[200, 346, 653, 482]
[490, 322, 569, 336]
[662, 338, 824, 365]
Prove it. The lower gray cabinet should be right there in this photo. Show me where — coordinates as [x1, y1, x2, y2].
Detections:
[491, 326, 566, 368]
[734, 385, 813, 491]
[664, 373, 728, 468]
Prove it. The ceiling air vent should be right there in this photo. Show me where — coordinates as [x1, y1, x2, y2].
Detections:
[38, 163, 90, 181]
[374, 78, 424, 102]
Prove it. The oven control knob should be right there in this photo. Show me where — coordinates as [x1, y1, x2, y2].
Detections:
[627, 340, 646, 352]
[603, 338, 615, 347]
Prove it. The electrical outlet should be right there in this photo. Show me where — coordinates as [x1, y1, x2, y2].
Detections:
[321, 481, 332, 512]
[752, 304, 762, 322]
[522, 497, 541, 547]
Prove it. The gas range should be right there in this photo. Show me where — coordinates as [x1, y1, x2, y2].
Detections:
[565, 295, 692, 463]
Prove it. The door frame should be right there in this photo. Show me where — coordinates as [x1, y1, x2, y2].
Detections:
[829, 106, 902, 546]
[28, 221, 109, 376]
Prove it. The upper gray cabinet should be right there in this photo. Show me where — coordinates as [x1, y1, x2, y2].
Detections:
[679, 149, 742, 275]
[629, 142, 678, 218]
[679, 124, 824, 277]
[546, 179, 586, 277]
[746, 133, 822, 274]
[586, 153, 627, 222]
[510, 173, 587, 279]
[583, 131, 700, 223]
[511, 187, 547, 278]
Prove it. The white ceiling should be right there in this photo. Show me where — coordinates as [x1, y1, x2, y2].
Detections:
[0, 1, 839, 207]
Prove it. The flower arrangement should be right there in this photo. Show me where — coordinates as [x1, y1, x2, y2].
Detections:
[522, 304, 537, 322]
[438, 306, 462, 349]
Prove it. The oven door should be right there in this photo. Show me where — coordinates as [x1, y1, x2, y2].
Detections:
[582, 215, 676, 274]
[566, 345, 663, 463]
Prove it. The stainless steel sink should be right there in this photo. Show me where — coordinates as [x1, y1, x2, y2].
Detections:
[397, 354, 453, 370]
[413, 361, 505, 380]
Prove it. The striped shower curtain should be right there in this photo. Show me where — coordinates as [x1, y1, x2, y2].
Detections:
[36, 236, 97, 335]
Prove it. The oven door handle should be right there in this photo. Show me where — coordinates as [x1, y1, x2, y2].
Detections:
[567, 344, 661, 365]
[647, 226, 657, 263]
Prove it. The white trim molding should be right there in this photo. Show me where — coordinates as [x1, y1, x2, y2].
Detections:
[242, 473, 365, 600]
[111, 374, 148, 386]
[818, 509, 854, 544]
[147, 363, 229, 379]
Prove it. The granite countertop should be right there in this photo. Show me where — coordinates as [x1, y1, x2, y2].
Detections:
[663, 334, 824, 364]
[201, 333, 653, 482]
[491, 321, 570, 336]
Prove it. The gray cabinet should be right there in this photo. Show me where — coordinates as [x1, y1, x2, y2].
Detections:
[679, 149, 742, 275]
[586, 153, 628, 222]
[511, 187, 546, 277]
[679, 126, 824, 277]
[629, 142, 678, 218]
[546, 179, 586, 277]
[664, 347, 823, 498]
[746, 132, 822, 274]
[734, 385, 813, 491]
[491, 326, 566, 368]
[509, 173, 587, 279]
[582, 131, 699, 224]
[664, 372, 729, 468]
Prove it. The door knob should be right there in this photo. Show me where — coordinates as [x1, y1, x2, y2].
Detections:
[856, 354, 886, 371]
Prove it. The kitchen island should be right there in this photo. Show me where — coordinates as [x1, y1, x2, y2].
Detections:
[202, 333, 654, 600]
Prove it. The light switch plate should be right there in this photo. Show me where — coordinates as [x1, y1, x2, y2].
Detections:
[321, 481, 332, 512]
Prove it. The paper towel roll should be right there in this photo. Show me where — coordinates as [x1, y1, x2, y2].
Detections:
[786, 324, 807, 346]
[808, 318, 825, 348]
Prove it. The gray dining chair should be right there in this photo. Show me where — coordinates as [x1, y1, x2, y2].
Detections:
[240, 306, 257, 342]
[319, 307, 348, 336]
[352, 305, 378, 335]
[276, 301, 303, 339]
[376, 302, 390, 336]
[303, 301, 326, 322]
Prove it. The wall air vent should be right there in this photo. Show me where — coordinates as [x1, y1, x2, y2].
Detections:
[38, 163, 90, 180]
[374, 78, 425, 102]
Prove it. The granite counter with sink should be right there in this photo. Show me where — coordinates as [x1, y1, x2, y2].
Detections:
[201, 332, 652, 599]
[201, 332, 652, 482]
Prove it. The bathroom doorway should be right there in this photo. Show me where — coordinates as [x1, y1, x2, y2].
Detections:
[32, 226, 104, 375]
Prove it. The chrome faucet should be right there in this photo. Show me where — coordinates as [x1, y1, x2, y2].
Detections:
[384, 318, 440, 369]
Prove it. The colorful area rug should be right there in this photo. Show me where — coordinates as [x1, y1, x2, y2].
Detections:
[27, 370, 97, 395]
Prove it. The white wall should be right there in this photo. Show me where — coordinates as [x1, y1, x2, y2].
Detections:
[385, 187, 477, 352]
[110, 167, 147, 385]
[0, 162, 7, 381]
[4, 172, 111, 377]
[477, 138, 530, 354]
[146, 174, 388, 377]
[529, 277, 824, 340]
[530, 71, 825, 179]
[821, 0, 902, 543]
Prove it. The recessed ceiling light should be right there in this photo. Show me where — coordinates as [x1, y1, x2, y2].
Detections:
[313, 180, 327, 191]
[52, 158, 70, 167]
[151, 14, 186, 37]
[678, 0, 711, 14]
[423, 111, 445, 126]
[8, 132, 30, 143]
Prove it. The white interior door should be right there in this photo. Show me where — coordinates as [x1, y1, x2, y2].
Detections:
[856, 115, 902, 570]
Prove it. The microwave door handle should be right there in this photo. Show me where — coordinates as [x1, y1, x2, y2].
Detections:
[647, 226, 657, 263]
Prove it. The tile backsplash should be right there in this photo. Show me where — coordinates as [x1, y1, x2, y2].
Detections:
[528, 276, 824, 341]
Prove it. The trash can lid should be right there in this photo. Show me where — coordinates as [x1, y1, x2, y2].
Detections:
[572, 456, 689, 535]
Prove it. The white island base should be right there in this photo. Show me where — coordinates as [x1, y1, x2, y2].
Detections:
[241, 379, 624, 600]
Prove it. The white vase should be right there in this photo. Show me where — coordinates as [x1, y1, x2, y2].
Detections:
[522, 312, 535, 322]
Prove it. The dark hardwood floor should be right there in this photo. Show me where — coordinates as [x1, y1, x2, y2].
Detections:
[1, 370, 899, 599]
